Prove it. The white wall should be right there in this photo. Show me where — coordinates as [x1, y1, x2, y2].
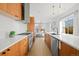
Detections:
[73, 10, 79, 36]
[30, 3, 50, 23]
[58, 4, 79, 36]
[30, 3, 76, 23]
[30, 3, 76, 32]
[0, 14, 27, 39]
[50, 3, 76, 33]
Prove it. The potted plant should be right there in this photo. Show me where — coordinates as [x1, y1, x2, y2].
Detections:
[9, 31, 16, 38]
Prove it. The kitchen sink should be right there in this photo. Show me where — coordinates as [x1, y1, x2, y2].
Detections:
[50, 33, 60, 35]
[17, 32, 31, 35]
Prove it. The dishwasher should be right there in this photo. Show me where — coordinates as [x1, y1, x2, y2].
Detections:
[51, 36, 59, 56]
[28, 33, 33, 51]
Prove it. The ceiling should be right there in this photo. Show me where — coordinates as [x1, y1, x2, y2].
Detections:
[49, 3, 76, 17]
[30, 3, 77, 23]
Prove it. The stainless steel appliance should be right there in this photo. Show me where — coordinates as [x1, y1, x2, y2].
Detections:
[51, 36, 58, 56]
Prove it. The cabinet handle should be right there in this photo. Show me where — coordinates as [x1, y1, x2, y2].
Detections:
[7, 49, 10, 51]
[2, 52, 6, 54]
[59, 41, 61, 50]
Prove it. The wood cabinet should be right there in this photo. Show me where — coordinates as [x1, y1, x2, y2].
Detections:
[0, 37, 29, 56]
[19, 37, 29, 56]
[0, 42, 19, 56]
[0, 3, 22, 20]
[0, 3, 7, 12]
[59, 42, 78, 56]
[6, 42, 20, 56]
[45, 33, 51, 50]
[0, 49, 7, 56]
[27, 16, 35, 33]
[7, 3, 22, 20]
[0, 3, 30, 21]
[7, 4, 18, 17]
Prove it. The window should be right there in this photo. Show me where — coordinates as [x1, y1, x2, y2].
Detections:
[65, 14, 74, 34]
[60, 14, 74, 34]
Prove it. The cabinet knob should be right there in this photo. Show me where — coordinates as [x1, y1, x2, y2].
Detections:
[7, 49, 10, 51]
[2, 52, 6, 54]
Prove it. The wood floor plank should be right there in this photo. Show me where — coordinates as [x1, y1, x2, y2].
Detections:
[28, 37, 52, 56]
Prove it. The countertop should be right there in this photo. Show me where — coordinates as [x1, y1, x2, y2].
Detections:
[48, 33, 79, 50]
[0, 35, 28, 53]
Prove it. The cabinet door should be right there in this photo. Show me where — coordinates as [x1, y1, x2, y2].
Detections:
[16, 3, 22, 20]
[45, 34, 51, 50]
[6, 42, 20, 56]
[76, 50, 79, 56]
[7, 3, 22, 20]
[0, 3, 7, 12]
[7, 3, 17, 16]
[60, 42, 77, 56]
[0, 42, 19, 56]
[0, 49, 7, 56]
[19, 38, 29, 56]
[0, 3, 22, 20]
[8, 3, 18, 16]
[0, 38, 29, 56]
[27, 16, 35, 33]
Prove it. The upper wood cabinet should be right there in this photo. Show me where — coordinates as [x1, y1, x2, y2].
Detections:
[0, 3, 23, 20]
[0, 3, 7, 12]
[0, 3, 30, 22]
[7, 3, 22, 20]
[27, 16, 35, 33]
[16, 4, 22, 20]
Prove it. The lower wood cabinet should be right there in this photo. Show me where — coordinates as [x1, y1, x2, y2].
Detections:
[45, 33, 51, 50]
[0, 37, 29, 56]
[0, 49, 7, 56]
[59, 42, 79, 56]
[19, 38, 29, 56]
[6, 42, 20, 56]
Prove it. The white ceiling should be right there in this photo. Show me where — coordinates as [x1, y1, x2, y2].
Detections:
[30, 3, 77, 23]
[49, 3, 76, 17]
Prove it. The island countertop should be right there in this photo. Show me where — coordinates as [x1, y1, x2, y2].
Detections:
[47, 33, 79, 50]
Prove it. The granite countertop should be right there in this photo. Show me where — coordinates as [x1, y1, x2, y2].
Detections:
[0, 35, 28, 53]
[48, 33, 79, 50]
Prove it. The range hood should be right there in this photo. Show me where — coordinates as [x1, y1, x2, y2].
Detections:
[21, 3, 30, 24]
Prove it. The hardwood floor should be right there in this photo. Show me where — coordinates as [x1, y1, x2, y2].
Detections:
[28, 37, 52, 56]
